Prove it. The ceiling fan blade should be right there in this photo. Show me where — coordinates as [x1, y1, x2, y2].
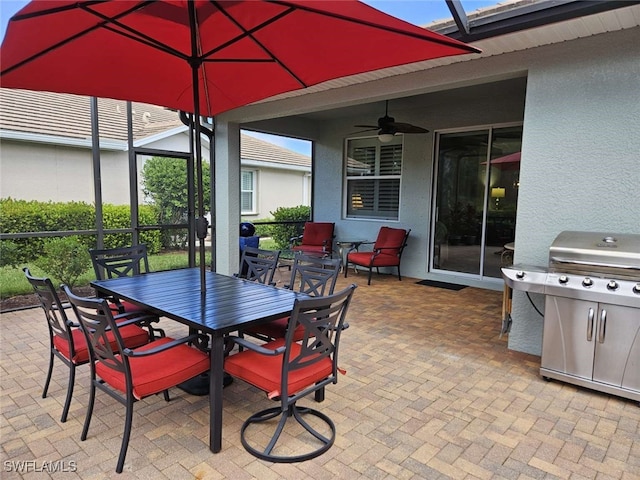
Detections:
[354, 124, 379, 129]
[389, 122, 429, 134]
[350, 127, 378, 135]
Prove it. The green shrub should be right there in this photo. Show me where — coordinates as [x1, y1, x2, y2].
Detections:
[250, 217, 273, 238]
[35, 236, 91, 288]
[101, 204, 161, 253]
[0, 198, 161, 261]
[269, 205, 310, 249]
[0, 198, 94, 260]
[0, 240, 21, 268]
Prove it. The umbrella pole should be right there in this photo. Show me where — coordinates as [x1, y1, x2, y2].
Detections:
[188, 2, 209, 295]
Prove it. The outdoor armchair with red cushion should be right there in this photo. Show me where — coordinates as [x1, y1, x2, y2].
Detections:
[23, 268, 150, 423]
[224, 284, 356, 463]
[62, 285, 210, 474]
[344, 227, 411, 285]
[290, 222, 335, 256]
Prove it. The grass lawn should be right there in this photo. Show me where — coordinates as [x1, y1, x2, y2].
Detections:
[1, 250, 208, 298]
[1, 238, 282, 299]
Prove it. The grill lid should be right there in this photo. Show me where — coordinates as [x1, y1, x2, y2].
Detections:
[549, 231, 640, 279]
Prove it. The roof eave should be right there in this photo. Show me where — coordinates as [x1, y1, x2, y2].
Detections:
[439, 0, 640, 42]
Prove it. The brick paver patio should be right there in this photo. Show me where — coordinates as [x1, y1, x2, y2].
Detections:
[2, 274, 639, 479]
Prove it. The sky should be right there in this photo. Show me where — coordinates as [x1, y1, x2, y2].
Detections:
[0, 0, 498, 156]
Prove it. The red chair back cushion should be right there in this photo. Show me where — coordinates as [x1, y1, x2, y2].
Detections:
[301, 222, 334, 246]
[374, 227, 407, 257]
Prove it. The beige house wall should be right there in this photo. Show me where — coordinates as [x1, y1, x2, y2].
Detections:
[0, 132, 311, 212]
[0, 140, 128, 204]
[245, 167, 310, 220]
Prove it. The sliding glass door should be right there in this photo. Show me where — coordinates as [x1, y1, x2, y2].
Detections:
[431, 125, 521, 278]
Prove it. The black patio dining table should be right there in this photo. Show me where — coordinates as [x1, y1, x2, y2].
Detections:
[90, 267, 306, 453]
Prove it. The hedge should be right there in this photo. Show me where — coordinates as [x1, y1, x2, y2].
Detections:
[268, 205, 311, 249]
[0, 198, 161, 263]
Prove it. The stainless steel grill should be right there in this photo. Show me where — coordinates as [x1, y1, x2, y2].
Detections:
[502, 231, 640, 402]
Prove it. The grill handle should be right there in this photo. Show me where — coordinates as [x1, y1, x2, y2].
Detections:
[598, 309, 607, 343]
[587, 308, 594, 342]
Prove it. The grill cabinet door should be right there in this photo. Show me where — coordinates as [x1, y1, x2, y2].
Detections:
[592, 303, 640, 391]
[542, 296, 597, 380]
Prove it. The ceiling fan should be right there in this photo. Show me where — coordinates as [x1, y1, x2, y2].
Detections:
[354, 100, 429, 142]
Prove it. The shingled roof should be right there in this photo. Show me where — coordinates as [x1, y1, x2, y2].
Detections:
[240, 133, 310, 168]
[0, 88, 310, 168]
[0, 88, 182, 141]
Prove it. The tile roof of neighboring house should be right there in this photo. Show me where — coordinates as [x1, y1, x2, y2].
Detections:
[241, 133, 310, 168]
[0, 88, 311, 168]
[0, 88, 182, 141]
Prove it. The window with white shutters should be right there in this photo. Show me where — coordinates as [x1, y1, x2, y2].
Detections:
[345, 136, 402, 220]
[241, 170, 256, 214]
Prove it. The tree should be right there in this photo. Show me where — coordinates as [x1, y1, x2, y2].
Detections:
[141, 156, 211, 247]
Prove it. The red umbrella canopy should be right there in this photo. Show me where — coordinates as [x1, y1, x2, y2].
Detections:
[1, 0, 480, 116]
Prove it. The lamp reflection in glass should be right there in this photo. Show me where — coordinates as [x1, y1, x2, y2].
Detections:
[491, 187, 506, 209]
[378, 132, 394, 143]
[351, 193, 364, 210]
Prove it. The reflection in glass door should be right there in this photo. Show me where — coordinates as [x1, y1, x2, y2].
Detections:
[431, 126, 521, 279]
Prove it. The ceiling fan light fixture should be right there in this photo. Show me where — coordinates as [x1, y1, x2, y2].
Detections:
[378, 132, 395, 143]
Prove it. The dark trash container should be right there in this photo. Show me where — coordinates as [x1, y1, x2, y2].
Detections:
[239, 222, 259, 276]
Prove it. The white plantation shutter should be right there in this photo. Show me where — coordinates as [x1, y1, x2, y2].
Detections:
[345, 137, 402, 219]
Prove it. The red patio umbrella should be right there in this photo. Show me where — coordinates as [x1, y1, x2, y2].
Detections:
[1, 0, 480, 291]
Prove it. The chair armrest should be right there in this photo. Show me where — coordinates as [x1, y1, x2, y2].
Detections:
[123, 333, 207, 357]
[227, 335, 286, 356]
[112, 312, 159, 327]
[289, 234, 303, 248]
[53, 302, 73, 311]
[372, 245, 404, 255]
[326, 322, 349, 331]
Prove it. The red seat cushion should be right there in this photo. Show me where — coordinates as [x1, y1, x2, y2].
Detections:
[244, 317, 305, 341]
[292, 244, 327, 255]
[109, 300, 148, 314]
[347, 251, 400, 267]
[95, 337, 210, 400]
[53, 324, 149, 364]
[224, 338, 332, 398]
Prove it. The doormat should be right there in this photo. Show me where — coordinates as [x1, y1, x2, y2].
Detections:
[416, 280, 467, 291]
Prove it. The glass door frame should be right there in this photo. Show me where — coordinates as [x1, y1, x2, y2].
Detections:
[429, 121, 522, 280]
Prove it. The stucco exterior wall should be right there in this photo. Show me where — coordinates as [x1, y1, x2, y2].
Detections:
[509, 28, 640, 355]
[0, 130, 311, 215]
[244, 167, 310, 220]
[314, 79, 527, 280]
[312, 27, 640, 356]
[0, 140, 128, 204]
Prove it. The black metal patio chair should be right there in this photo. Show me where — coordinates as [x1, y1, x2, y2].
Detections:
[23, 267, 150, 423]
[235, 246, 280, 285]
[224, 284, 357, 463]
[62, 285, 210, 474]
[89, 244, 164, 338]
[243, 253, 342, 342]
